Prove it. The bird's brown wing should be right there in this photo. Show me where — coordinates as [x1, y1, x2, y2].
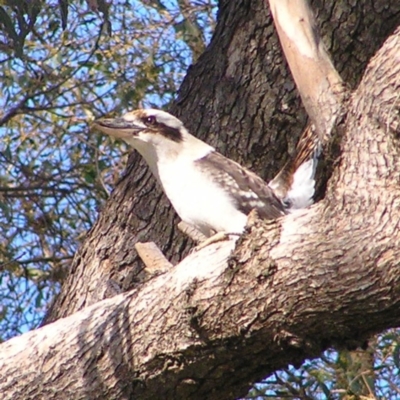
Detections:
[195, 151, 285, 220]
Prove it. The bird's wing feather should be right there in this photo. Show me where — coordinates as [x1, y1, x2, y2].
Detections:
[195, 152, 285, 219]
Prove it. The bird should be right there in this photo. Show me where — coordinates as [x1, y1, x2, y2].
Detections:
[93, 109, 319, 247]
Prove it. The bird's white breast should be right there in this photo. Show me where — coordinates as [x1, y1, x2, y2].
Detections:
[157, 156, 248, 237]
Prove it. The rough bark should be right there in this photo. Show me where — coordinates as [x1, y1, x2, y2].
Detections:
[44, 0, 400, 325]
[1, 20, 400, 400]
[4, 0, 397, 399]
[0, 21, 400, 399]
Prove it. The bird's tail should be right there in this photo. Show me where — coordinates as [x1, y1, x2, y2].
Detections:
[269, 124, 321, 210]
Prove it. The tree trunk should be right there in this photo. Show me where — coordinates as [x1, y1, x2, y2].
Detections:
[2, 1, 400, 399]
[44, 0, 400, 324]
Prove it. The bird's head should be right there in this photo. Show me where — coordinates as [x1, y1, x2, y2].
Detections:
[92, 109, 186, 148]
[93, 108, 214, 176]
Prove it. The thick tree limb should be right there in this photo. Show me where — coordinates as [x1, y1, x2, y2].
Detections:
[43, 0, 400, 326]
[16, 2, 400, 400]
[2, 31, 400, 393]
[1, 200, 400, 399]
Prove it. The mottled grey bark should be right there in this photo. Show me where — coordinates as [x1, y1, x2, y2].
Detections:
[5, 1, 396, 399]
[1, 34, 399, 396]
[45, 0, 400, 324]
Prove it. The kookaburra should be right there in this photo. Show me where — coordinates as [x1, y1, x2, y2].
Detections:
[93, 109, 318, 241]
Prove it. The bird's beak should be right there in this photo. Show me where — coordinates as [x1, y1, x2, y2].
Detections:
[92, 118, 144, 140]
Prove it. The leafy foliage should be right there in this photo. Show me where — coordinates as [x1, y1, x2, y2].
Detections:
[0, 1, 399, 399]
[247, 333, 400, 399]
[0, 0, 216, 339]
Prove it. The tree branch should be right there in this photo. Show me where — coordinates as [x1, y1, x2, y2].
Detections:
[14, 3, 399, 399]
[1, 202, 400, 399]
[267, 0, 347, 142]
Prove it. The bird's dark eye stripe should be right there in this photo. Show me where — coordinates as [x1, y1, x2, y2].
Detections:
[158, 123, 183, 143]
[140, 115, 183, 142]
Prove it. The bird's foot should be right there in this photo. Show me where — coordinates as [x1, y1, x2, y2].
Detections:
[192, 232, 241, 252]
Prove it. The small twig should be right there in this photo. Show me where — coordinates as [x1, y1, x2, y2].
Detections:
[178, 221, 207, 243]
[134, 242, 172, 274]
[94, 147, 111, 197]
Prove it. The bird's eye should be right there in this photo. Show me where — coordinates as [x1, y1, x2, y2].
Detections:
[144, 115, 156, 126]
